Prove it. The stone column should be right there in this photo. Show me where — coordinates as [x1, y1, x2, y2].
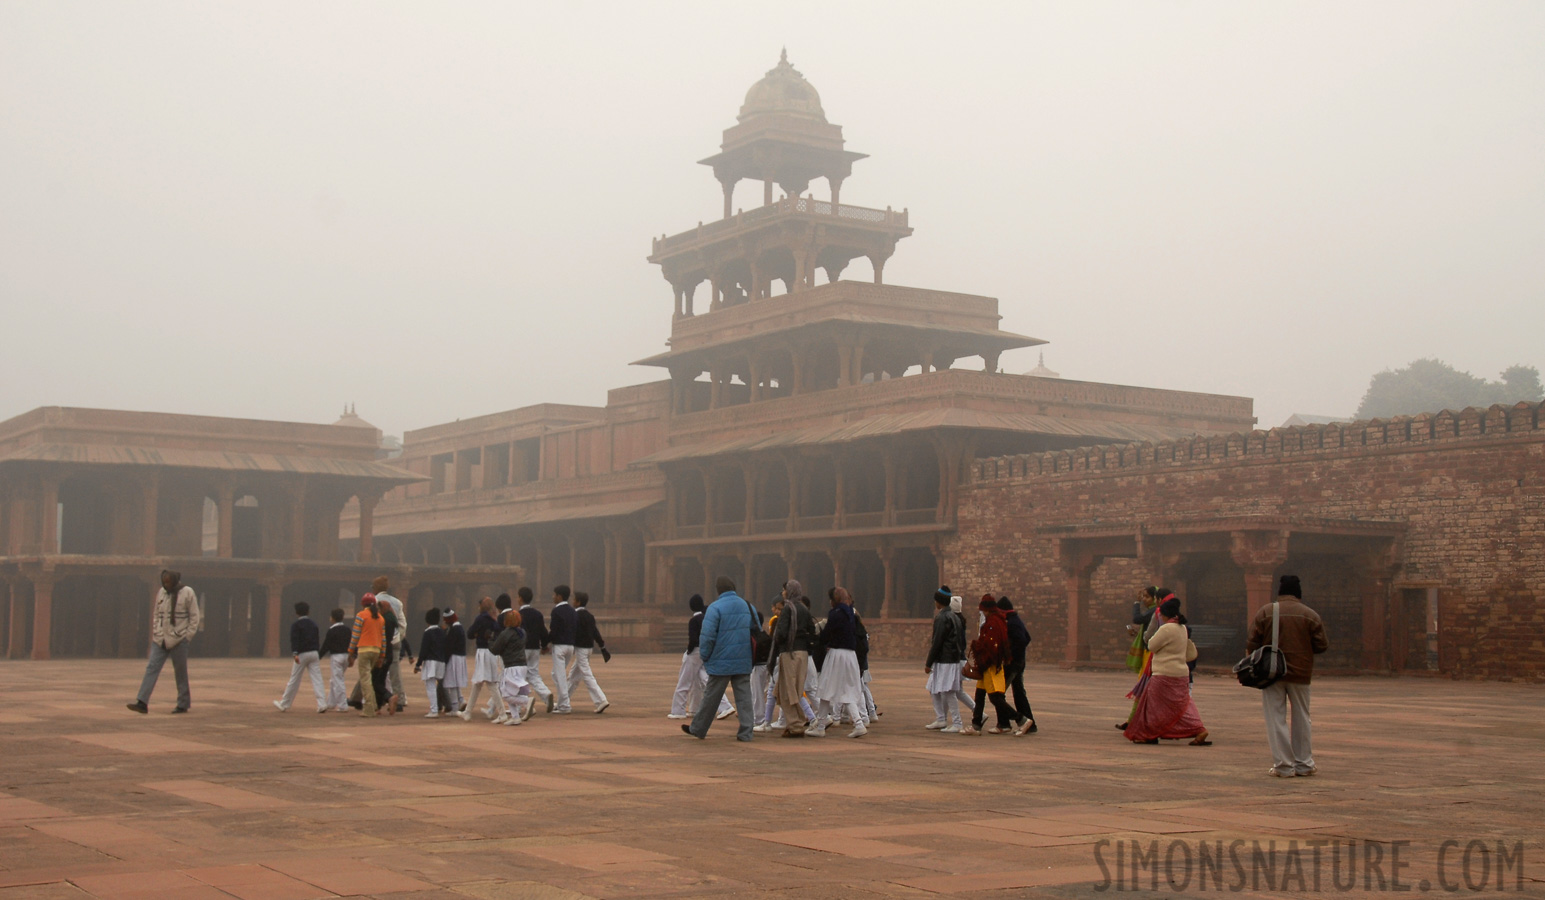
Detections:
[785, 459, 800, 531]
[831, 549, 845, 592]
[40, 476, 59, 555]
[7, 579, 26, 659]
[357, 493, 380, 563]
[567, 533, 577, 589]
[833, 460, 846, 530]
[30, 573, 54, 660]
[1060, 549, 1096, 665]
[983, 350, 1001, 373]
[701, 467, 716, 533]
[216, 484, 235, 558]
[879, 544, 895, 619]
[708, 367, 722, 410]
[289, 482, 308, 560]
[882, 450, 897, 527]
[602, 531, 617, 604]
[1230, 530, 1291, 622]
[742, 464, 756, 535]
[261, 577, 287, 658]
[837, 345, 853, 387]
[748, 358, 762, 402]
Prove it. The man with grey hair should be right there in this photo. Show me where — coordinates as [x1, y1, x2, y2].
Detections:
[127, 570, 201, 714]
[766, 579, 815, 737]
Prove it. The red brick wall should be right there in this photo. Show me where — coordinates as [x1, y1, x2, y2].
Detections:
[947, 403, 1545, 681]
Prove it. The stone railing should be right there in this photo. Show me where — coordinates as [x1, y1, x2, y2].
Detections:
[651, 197, 909, 257]
[971, 400, 1545, 484]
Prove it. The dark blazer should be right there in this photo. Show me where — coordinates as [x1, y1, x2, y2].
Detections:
[289, 617, 320, 655]
[419, 626, 450, 665]
[687, 611, 705, 654]
[574, 608, 605, 650]
[468, 613, 500, 650]
[445, 622, 467, 656]
[519, 606, 548, 650]
[549, 603, 577, 646]
[320, 622, 352, 656]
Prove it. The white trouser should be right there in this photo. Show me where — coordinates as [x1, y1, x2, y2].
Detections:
[327, 654, 349, 709]
[566, 647, 608, 709]
[931, 691, 963, 727]
[423, 678, 442, 713]
[551, 645, 575, 711]
[750, 664, 769, 725]
[818, 698, 864, 729]
[279, 651, 325, 711]
[671, 650, 733, 717]
[1263, 682, 1315, 774]
[524, 649, 552, 700]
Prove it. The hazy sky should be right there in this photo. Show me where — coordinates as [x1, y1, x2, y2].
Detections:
[3, 2, 1542, 438]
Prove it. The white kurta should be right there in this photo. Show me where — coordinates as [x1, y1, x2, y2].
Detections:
[818, 648, 865, 708]
[926, 661, 963, 695]
[472, 648, 501, 684]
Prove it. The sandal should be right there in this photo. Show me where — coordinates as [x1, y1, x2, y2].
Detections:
[1189, 731, 1212, 746]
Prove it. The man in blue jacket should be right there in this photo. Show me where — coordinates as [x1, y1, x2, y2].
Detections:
[682, 576, 760, 742]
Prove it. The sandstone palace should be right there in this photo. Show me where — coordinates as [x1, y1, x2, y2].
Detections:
[3, 55, 1541, 680]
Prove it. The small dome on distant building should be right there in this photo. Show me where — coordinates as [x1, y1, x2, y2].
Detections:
[739, 49, 826, 123]
[1024, 352, 1060, 378]
[332, 403, 378, 431]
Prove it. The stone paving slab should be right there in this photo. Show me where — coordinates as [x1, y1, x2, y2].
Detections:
[2, 656, 1544, 898]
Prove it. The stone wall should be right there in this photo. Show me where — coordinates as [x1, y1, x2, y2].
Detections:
[945, 402, 1545, 681]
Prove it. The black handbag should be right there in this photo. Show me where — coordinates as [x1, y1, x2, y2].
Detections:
[1233, 600, 1287, 689]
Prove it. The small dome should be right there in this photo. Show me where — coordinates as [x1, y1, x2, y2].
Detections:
[1023, 352, 1061, 379]
[738, 49, 826, 123]
[332, 403, 378, 431]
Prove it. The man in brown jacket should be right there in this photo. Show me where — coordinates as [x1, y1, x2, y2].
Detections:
[1246, 575, 1329, 777]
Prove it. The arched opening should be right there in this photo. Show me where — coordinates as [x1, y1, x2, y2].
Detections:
[232, 494, 262, 558]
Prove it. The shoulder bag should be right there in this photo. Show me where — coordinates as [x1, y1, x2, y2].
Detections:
[1233, 601, 1287, 688]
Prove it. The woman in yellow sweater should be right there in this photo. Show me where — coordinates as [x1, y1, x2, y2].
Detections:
[1123, 597, 1210, 746]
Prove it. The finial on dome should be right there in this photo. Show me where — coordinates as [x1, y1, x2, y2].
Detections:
[780, 46, 788, 65]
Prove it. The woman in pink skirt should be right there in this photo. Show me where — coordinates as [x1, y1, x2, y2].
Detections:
[1125, 597, 1211, 746]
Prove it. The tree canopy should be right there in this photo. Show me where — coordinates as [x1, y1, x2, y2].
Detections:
[1355, 359, 1544, 420]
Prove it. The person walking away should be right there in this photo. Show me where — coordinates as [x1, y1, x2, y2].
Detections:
[1123, 596, 1209, 745]
[320, 607, 352, 712]
[371, 576, 409, 711]
[947, 592, 977, 720]
[924, 588, 966, 733]
[849, 597, 879, 723]
[764, 581, 817, 736]
[681, 577, 759, 742]
[568, 592, 610, 713]
[963, 596, 1017, 735]
[548, 585, 577, 713]
[346, 595, 387, 717]
[274, 601, 326, 713]
[810, 588, 867, 738]
[1119, 586, 1164, 728]
[372, 595, 410, 716]
[1248, 575, 1328, 777]
[442, 609, 468, 714]
[463, 597, 505, 721]
[751, 600, 774, 727]
[669, 594, 734, 720]
[415, 608, 450, 717]
[997, 596, 1037, 735]
[516, 588, 554, 713]
[128, 569, 201, 714]
[490, 610, 534, 725]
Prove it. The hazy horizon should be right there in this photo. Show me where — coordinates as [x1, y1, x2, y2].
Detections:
[4, 2, 1542, 439]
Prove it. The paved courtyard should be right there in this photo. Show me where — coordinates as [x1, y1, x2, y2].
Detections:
[0, 656, 1541, 899]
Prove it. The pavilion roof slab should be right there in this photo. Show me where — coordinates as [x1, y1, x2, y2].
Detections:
[632, 315, 1043, 368]
[0, 443, 424, 483]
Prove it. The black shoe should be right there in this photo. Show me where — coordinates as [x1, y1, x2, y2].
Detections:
[127, 701, 148, 714]
[1116, 722, 1128, 729]
[348, 699, 363, 710]
[171, 707, 188, 714]
[681, 724, 702, 740]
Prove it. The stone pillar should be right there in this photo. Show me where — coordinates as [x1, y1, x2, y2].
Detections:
[262, 578, 287, 658]
[983, 350, 1001, 373]
[882, 450, 897, 527]
[833, 460, 846, 530]
[748, 358, 762, 402]
[602, 531, 617, 604]
[701, 468, 716, 532]
[40, 476, 59, 555]
[8, 580, 27, 659]
[763, 179, 773, 206]
[357, 493, 379, 563]
[742, 465, 756, 534]
[1060, 550, 1096, 665]
[721, 179, 734, 219]
[1230, 530, 1290, 622]
[790, 348, 805, 395]
[830, 176, 843, 209]
[837, 345, 853, 388]
[852, 344, 865, 385]
[785, 460, 800, 531]
[289, 483, 308, 560]
[30, 574, 54, 660]
[879, 544, 895, 620]
[708, 367, 722, 410]
[216, 485, 235, 558]
[831, 549, 845, 593]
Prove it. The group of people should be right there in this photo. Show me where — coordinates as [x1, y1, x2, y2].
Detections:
[268, 578, 610, 725]
[127, 566, 1331, 778]
[673, 576, 882, 741]
[1117, 576, 1329, 777]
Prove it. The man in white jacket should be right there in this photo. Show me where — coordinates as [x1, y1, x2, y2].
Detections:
[127, 570, 202, 714]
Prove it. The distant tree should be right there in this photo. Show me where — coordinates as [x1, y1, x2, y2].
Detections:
[1355, 359, 1545, 419]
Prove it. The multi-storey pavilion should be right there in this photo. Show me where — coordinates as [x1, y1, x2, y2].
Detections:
[0, 407, 522, 659]
[354, 53, 1257, 643]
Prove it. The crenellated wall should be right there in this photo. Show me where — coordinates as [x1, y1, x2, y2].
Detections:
[946, 401, 1545, 681]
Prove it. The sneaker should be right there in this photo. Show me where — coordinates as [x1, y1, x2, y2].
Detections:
[272, 701, 287, 712]
[1268, 768, 1295, 778]
[667, 713, 689, 719]
[483, 706, 498, 721]
[492, 712, 510, 725]
[458, 710, 472, 722]
[595, 701, 610, 715]
[504, 715, 521, 726]
[960, 725, 980, 735]
[1014, 720, 1039, 736]
[1297, 766, 1318, 777]
[941, 724, 963, 734]
[924, 719, 948, 730]
[552, 708, 572, 715]
[127, 701, 148, 714]
[847, 723, 867, 738]
[716, 706, 735, 720]
[522, 698, 535, 722]
[545, 695, 555, 714]
[987, 726, 1010, 735]
[425, 712, 440, 718]
[807, 723, 828, 737]
[752, 723, 772, 733]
